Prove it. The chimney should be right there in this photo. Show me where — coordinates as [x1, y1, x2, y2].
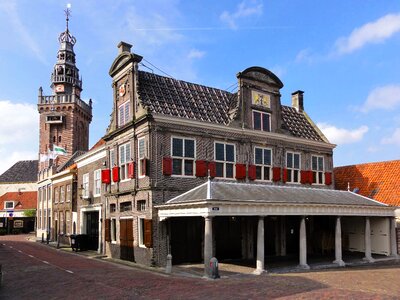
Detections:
[117, 41, 132, 54]
[291, 90, 304, 112]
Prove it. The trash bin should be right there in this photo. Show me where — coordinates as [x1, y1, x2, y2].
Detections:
[71, 234, 88, 252]
[70, 234, 78, 251]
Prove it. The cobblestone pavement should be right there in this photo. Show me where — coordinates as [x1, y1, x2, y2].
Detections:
[1, 234, 400, 299]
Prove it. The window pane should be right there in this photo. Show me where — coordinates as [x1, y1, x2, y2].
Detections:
[139, 139, 145, 158]
[184, 160, 194, 176]
[172, 158, 182, 175]
[262, 113, 270, 131]
[125, 144, 131, 162]
[264, 167, 270, 180]
[294, 154, 300, 169]
[288, 170, 292, 182]
[215, 143, 225, 161]
[253, 111, 261, 130]
[256, 166, 262, 179]
[226, 144, 235, 162]
[318, 157, 324, 171]
[287, 153, 293, 168]
[119, 106, 124, 126]
[312, 156, 317, 170]
[255, 148, 263, 164]
[264, 149, 271, 165]
[184, 139, 195, 158]
[124, 102, 130, 123]
[226, 163, 234, 178]
[120, 146, 125, 164]
[294, 170, 299, 182]
[172, 138, 183, 157]
[216, 162, 224, 177]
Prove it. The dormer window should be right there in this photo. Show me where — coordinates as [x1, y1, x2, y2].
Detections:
[118, 101, 130, 127]
[253, 110, 271, 132]
[4, 201, 14, 209]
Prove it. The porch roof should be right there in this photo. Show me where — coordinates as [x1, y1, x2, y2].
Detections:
[165, 181, 388, 207]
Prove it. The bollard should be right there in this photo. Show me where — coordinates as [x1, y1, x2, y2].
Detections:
[165, 254, 172, 274]
[209, 257, 220, 279]
[46, 231, 50, 244]
[56, 233, 60, 249]
[41, 233, 44, 243]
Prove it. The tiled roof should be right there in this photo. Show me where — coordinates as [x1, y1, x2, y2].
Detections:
[0, 191, 37, 210]
[281, 106, 324, 142]
[89, 138, 106, 151]
[334, 160, 400, 206]
[0, 160, 38, 183]
[57, 151, 86, 172]
[137, 71, 325, 142]
[166, 181, 386, 207]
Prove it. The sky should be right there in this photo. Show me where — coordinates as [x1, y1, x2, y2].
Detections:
[0, 0, 400, 175]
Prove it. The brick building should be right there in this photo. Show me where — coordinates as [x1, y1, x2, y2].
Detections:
[36, 9, 92, 241]
[95, 42, 396, 274]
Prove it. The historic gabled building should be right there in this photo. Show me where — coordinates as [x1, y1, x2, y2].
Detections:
[36, 9, 92, 240]
[99, 42, 396, 274]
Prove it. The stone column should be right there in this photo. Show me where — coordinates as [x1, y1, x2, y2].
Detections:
[390, 217, 398, 258]
[333, 216, 345, 266]
[299, 216, 309, 269]
[363, 217, 374, 262]
[254, 216, 265, 274]
[204, 216, 213, 277]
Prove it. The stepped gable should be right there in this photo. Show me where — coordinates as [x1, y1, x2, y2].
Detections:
[0, 160, 38, 183]
[281, 106, 324, 142]
[137, 71, 236, 125]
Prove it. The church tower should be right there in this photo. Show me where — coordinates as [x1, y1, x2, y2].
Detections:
[37, 7, 92, 172]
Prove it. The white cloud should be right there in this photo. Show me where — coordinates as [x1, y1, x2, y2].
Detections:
[187, 49, 206, 59]
[381, 128, 400, 146]
[220, 0, 263, 29]
[334, 13, 400, 55]
[0, 101, 38, 175]
[317, 123, 369, 144]
[359, 84, 400, 112]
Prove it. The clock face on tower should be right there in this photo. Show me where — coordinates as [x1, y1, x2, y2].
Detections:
[55, 84, 65, 93]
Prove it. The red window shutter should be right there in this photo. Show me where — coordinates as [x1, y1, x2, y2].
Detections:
[301, 170, 312, 184]
[282, 168, 288, 183]
[325, 172, 332, 185]
[128, 162, 135, 179]
[101, 169, 111, 184]
[235, 164, 246, 180]
[195, 160, 207, 177]
[272, 167, 281, 182]
[144, 219, 153, 248]
[248, 165, 256, 181]
[141, 158, 148, 176]
[208, 162, 216, 178]
[105, 219, 111, 242]
[112, 166, 120, 182]
[162, 157, 172, 176]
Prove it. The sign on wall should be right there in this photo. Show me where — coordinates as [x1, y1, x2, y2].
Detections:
[252, 90, 271, 108]
[13, 220, 23, 228]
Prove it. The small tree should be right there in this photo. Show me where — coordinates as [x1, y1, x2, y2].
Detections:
[23, 209, 36, 218]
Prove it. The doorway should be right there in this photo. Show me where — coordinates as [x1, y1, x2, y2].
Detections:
[120, 219, 134, 261]
[86, 211, 99, 250]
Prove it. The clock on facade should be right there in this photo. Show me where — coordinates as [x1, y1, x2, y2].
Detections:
[252, 90, 270, 108]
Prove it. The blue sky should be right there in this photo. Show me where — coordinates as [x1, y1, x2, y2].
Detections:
[1, 0, 400, 174]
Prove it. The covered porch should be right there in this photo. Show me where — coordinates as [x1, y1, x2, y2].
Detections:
[157, 181, 397, 277]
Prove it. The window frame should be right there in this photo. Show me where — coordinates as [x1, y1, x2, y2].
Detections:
[286, 151, 301, 184]
[111, 218, 117, 243]
[119, 142, 131, 181]
[171, 136, 196, 177]
[60, 185, 65, 203]
[66, 184, 71, 202]
[214, 141, 236, 179]
[254, 147, 273, 181]
[138, 138, 146, 178]
[312, 155, 325, 185]
[93, 169, 101, 196]
[82, 173, 90, 198]
[138, 217, 145, 248]
[252, 110, 271, 132]
[4, 201, 14, 209]
[54, 187, 59, 203]
[118, 101, 130, 127]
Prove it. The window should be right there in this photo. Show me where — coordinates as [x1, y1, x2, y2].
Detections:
[137, 200, 146, 211]
[60, 186, 65, 202]
[138, 138, 146, 177]
[60, 212, 65, 234]
[66, 184, 71, 202]
[4, 201, 14, 209]
[66, 211, 70, 234]
[215, 142, 235, 178]
[110, 203, 116, 213]
[286, 152, 301, 183]
[111, 219, 117, 242]
[120, 201, 132, 212]
[312, 155, 324, 184]
[118, 101, 130, 127]
[254, 147, 272, 181]
[94, 169, 101, 196]
[119, 143, 131, 180]
[54, 187, 60, 203]
[253, 110, 271, 132]
[82, 173, 89, 198]
[171, 137, 195, 176]
[138, 218, 145, 247]
[38, 210, 41, 229]
[109, 149, 115, 167]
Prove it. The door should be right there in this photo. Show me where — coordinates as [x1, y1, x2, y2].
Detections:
[120, 219, 134, 261]
[86, 212, 99, 250]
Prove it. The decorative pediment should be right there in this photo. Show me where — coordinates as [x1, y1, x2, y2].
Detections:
[237, 66, 283, 89]
[109, 52, 143, 77]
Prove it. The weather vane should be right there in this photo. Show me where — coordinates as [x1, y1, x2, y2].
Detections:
[64, 3, 72, 31]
